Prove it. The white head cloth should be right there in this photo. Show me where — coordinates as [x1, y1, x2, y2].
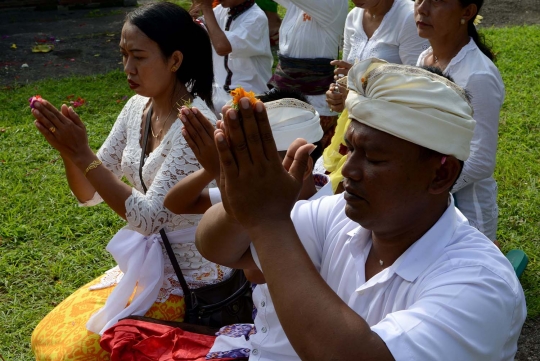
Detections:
[264, 98, 323, 151]
[225, 97, 323, 151]
[345, 58, 475, 161]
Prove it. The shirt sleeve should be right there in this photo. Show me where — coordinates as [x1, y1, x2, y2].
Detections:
[398, 12, 430, 66]
[342, 11, 354, 62]
[285, 0, 348, 27]
[226, 11, 270, 58]
[209, 187, 223, 205]
[78, 97, 134, 207]
[371, 265, 524, 361]
[250, 195, 343, 273]
[452, 72, 504, 192]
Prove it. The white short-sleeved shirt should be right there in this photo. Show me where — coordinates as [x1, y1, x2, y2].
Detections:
[343, 0, 429, 66]
[250, 194, 526, 360]
[208, 175, 333, 361]
[211, 4, 273, 96]
[274, 0, 349, 116]
[417, 39, 505, 240]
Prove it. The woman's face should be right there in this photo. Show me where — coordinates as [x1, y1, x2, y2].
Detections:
[119, 22, 178, 98]
[414, 0, 470, 40]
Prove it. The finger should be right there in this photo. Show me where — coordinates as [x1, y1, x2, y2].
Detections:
[326, 98, 344, 107]
[32, 108, 58, 135]
[215, 129, 239, 180]
[326, 91, 343, 101]
[34, 119, 60, 146]
[288, 143, 316, 183]
[35, 99, 67, 127]
[329, 103, 344, 113]
[190, 107, 216, 142]
[253, 101, 280, 163]
[334, 68, 349, 77]
[182, 128, 200, 155]
[238, 98, 266, 163]
[220, 104, 231, 118]
[282, 138, 308, 171]
[331, 60, 352, 69]
[191, 107, 216, 140]
[224, 107, 252, 165]
[181, 108, 207, 146]
[216, 120, 224, 131]
[66, 105, 85, 128]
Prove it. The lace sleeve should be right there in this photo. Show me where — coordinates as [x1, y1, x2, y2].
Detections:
[77, 97, 136, 207]
[125, 99, 217, 235]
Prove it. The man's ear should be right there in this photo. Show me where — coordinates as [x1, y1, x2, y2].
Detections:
[429, 156, 461, 195]
[303, 156, 314, 181]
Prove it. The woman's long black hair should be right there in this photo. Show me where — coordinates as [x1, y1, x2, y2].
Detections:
[126, 2, 214, 109]
[458, 0, 494, 60]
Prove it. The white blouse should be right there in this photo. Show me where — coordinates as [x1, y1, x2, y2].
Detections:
[82, 95, 232, 302]
[275, 0, 349, 116]
[211, 4, 273, 96]
[343, 0, 429, 66]
[417, 39, 505, 240]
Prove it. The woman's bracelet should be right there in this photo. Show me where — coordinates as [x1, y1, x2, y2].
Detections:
[84, 159, 102, 177]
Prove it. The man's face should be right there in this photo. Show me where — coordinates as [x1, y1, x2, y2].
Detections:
[342, 121, 436, 233]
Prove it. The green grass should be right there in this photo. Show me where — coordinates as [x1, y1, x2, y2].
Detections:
[0, 23, 539, 361]
[483, 25, 540, 315]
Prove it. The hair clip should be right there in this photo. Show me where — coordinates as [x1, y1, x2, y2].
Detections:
[441, 156, 447, 165]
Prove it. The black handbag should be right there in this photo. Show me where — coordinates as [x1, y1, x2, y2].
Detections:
[131, 105, 253, 330]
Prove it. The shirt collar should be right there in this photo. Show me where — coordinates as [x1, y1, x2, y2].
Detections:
[228, 0, 255, 19]
[393, 196, 460, 282]
[347, 196, 461, 284]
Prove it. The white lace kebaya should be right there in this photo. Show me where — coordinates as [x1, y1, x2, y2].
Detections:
[80, 95, 232, 334]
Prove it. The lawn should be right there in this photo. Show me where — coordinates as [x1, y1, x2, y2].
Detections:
[0, 22, 539, 361]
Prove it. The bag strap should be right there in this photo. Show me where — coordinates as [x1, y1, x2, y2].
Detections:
[139, 106, 196, 312]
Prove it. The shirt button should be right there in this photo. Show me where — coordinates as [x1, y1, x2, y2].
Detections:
[260, 301, 266, 307]
[252, 349, 259, 355]
[261, 326, 267, 333]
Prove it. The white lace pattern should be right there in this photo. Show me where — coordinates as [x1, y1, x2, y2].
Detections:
[83, 95, 233, 302]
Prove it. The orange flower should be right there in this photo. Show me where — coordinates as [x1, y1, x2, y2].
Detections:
[212, 0, 220, 7]
[230, 87, 258, 109]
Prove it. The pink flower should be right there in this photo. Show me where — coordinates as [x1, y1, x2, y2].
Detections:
[29, 95, 42, 109]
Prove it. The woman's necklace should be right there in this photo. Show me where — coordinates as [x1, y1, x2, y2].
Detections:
[150, 107, 175, 138]
[150, 96, 187, 138]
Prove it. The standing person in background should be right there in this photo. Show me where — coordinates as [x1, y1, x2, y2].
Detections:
[269, 0, 348, 148]
[321, 0, 429, 192]
[30, 3, 232, 360]
[198, 0, 273, 112]
[256, 0, 281, 46]
[415, 0, 504, 244]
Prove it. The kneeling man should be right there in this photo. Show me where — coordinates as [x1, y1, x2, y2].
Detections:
[196, 58, 526, 360]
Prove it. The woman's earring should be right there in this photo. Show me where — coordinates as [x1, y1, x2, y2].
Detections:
[460, 18, 466, 25]
[171, 67, 177, 72]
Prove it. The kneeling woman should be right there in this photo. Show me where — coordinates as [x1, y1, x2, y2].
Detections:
[30, 3, 232, 359]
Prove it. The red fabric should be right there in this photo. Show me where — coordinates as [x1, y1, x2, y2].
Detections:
[100, 319, 217, 361]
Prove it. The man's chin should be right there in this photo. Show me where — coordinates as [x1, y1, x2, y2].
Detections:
[344, 203, 368, 224]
